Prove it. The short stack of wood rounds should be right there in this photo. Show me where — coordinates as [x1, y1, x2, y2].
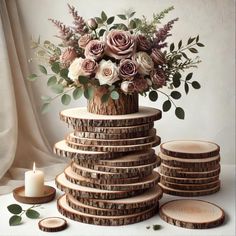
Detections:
[54, 107, 163, 226]
[158, 140, 221, 197]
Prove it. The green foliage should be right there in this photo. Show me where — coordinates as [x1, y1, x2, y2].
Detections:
[51, 84, 64, 94]
[79, 76, 89, 85]
[110, 90, 119, 100]
[192, 81, 201, 89]
[7, 204, 22, 215]
[61, 94, 71, 105]
[149, 90, 158, 101]
[51, 62, 60, 74]
[27, 74, 38, 81]
[38, 65, 47, 75]
[9, 215, 22, 226]
[170, 91, 181, 99]
[84, 87, 94, 100]
[163, 100, 171, 112]
[47, 76, 57, 86]
[73, 87, 83, 100]
[41, 103, 50, 114]
[26, 209, 40, 219]
[101, 93, 110, 103]
[175, 107, 185, 119]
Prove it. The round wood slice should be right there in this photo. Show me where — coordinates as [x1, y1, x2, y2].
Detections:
[54, 140, 122, 160]
[160, 180, 220, 191]
[159, 152, 220, 168]
[56, 173, 144, 200]
[65, 166, 160, 191]
[38, 217, 67, 232]
[67, 131, 156, 146]
[66, 194, 159, 216]
[57, 195, 158, 226]
[66, 136, 161, 152]
[74, 122, 154, 134]
[160, 140, 220, 159]
[74, 128, 155, 140]
[159, 199, 225, 229]
[60, 106, 161, 127]
[158, 182, 220, 197]
[79, 185, 163, 210]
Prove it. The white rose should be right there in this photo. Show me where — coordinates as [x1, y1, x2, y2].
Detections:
[96, 60, 119, 86]
[133, 52, 154, 75]
[120, 81, 135, 93]
[68, 58, 84, 81]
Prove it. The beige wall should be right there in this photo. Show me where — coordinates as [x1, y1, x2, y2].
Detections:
[16, 0, 235, 164]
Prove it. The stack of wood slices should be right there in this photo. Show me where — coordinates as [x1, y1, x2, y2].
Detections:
[158, 140, 221, 197]
[54, 107, 163, 226]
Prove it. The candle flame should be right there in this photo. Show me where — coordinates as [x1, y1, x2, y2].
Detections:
[33, 162, 36, 173]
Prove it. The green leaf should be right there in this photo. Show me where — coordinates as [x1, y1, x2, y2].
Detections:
[47, 76, 57, 86]
[73, 87, 83, 100]
[41, 103, 50, 114]
[84, 87, 94, 100]
[51, 62, 60, 74]
[163, 100, 171, 112]
[108, 85, 115, 91]
[99, 29, 106, 37]
[129, 12, 136, 18]
[196, 35, 199, 42]
[185, 82, 189, 94]
[107, 16, 115, 25]
[9, 215, 22, 226]
[7, 204, 22, 214]
[117, 14, 127, 20]
[36, 50, 46, 56]
[153, 224, 161, 230]
[41, 95, 52, 102]
[182, 52, 189, 60]
[187, 37, 195, 45]
[170, 91, 181, 99]
[178, 40, 182, 49]
[192, 81, 201, 89]
[27, 73, 38, 81]
[51, 84, 64, 94]
[189, 48, 198, 53]
[172, 74, 181, 88]
[26, 209, 40, 219]
[197, 42, 205, 47]
[95, 17, 103, 24]
[110, 91, 119, 100]
[175, 107, 185, 119]
[186, 72, 193, 81]
[60, 68, 69, 79]
[101, 93, 110, 103]
[170, 43, 175, 52]
[101, 11, 107, 21]
[61, 94, 71, 105]
[38, 65, 47, 75]
[149, 91, 158, 101]
[129, 20, 137, 29]
[79, 76, 89, 85]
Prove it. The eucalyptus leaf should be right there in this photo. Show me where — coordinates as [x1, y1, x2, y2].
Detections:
[172, 75, 181, 88]
[51, 62, 60, 74]
[196, 35, 199, 42]
[187, 37, 195, 45]
[38, 65, 47, 75]
[149, 90, 158, 101]
[184, 82, 189, 94]
[26, 209, 40, 219]
[175, 107, 185, 119]
[9, 215, 22, 226]
[27, 74, 38, 81]
[178, 40, 182, 49]
[47, 76, 57, 86]
[170, 91, 181, 99]
[129, 12, 136, 18]
[182, 52, 189, 60]
[107, 16, 115, 25]
[79, 76, 89, 85]
[51, 84, 64, 94]
[99, 29, 106, 37]
[61, 94, 71, 105]
[101, 93, 110, 103]
[60, 68, 69, 79]
[153, 224, 161, 230]
[192, 81, 201, 89]
[110, 91, 119, 100]
[186, 72, 193, 81]
[101, 11, 107, 21]
[95, 17, 103, 24]
[170, 43, 175, 52]
[117, 14, 127, 20]
[73, 87, 83, 100]
[129, 20, 137, 29]
[7, 204, 22, 215]
[163, 100, 171, 112]
[189, 48, 198, 53]
[197, 42, 204, 47]
[84, 87, 94, 100]
[41, 95, 52, 102]
[41, 103, 50, 114]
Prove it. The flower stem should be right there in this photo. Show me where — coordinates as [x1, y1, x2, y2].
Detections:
[157, 89, 177, 108]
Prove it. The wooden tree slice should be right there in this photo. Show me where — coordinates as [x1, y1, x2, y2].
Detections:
[79, 185, 163, 210]
[38, 217, 67, 232]
[159, 182, 220, 197]
[66, 194, 159, 216]
[56, 173, 144, 200]
[159, 200, 225, 229]
[160, 140, 220, 159]
[74, 122, 154, 134]
[60, 106, 161, 127]
[57, 195, 158, 226]
[66, 136, 161, 152]
[54, 140, 122, 161]
[65, 166, 160, 191]
[159, 152, 220, 168]
[160, 180, 220, 191]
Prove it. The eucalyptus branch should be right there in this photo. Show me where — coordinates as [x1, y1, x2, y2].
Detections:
[157, 89, 177, 108]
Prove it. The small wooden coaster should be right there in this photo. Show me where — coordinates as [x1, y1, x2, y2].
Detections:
[38, 217, 67, 232]
[13, 185, 56, 204]
[159, 199, 225, 229]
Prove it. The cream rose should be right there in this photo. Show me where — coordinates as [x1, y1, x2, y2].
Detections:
[96, 60, 119, 86]
[133, 52, 154, 75]
[120, 81, 135, 93]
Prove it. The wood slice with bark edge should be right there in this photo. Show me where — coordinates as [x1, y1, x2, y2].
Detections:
[66, 194, 159, 216]
[159, 152, 220, 168]
[159, 199, 225, 229]
[74, 128, 155, 140]
[159, 172, 219, 184]
[66, 136, 161, 152]
[79, 185, 163, 210]
[38, 217, 67, 232]
[54, 140, 123, 161]
[158, 182, 220, 197]
[67, 131, 156, 146]
[73, 156, 160, 174]
[57, 195, 158, 226]
[56, 173, 145, 200]
[65, 166, 160, 191]
[60, 106, 161, 127]
[160, 180, 220, 191]
[160, 140, 220, 159]
[74, 122, 154, 134]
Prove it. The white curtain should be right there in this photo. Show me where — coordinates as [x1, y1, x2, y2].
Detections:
[0, 0, 67, 194]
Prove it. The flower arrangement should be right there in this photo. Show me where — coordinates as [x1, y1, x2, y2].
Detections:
[28, 4, 204, 119]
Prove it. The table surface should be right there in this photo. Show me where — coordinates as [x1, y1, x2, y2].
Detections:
[0, 165, 235, 236]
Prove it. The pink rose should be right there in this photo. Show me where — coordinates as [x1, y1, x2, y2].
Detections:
[60, 47, 77, 67]
[85, 40, 105, 60]
[150, 68, 166, 89]
[133, 76, 149, 93]
[119, 59, 138, 79]
[78, 34, 92, 49]
[106, 30, 136, 60]
[81, 58, 98, 76]
[136, 35, 152, 51]
[151, 49, 166, 66]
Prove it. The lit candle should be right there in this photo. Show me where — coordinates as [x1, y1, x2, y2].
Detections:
[25, 162, 44, 197]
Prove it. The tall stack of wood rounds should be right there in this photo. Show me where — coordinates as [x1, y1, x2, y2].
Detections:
[54, 107, 163, 226]
[158, 140, 221, 197]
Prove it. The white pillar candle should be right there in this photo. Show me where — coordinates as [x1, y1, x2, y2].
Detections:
[25, 162, 44, 197]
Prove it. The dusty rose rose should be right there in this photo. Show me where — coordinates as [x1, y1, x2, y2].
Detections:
[136, 35, 152, 51]
[81, 58, 98, 75]
[150, 68, 166, 89]
[133, 77, 149, 93]
[133, 52, 154, 75]
[120, 81, 135, 93]
[119, 59, 138, 79]
[151, 49, 166, 66]
[87, 18, 98, 30]
[85, 40, 105, 60]
[106, 30, 136, 60]
[60, 47, 77, 67]
[78, 34, 92, 48]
